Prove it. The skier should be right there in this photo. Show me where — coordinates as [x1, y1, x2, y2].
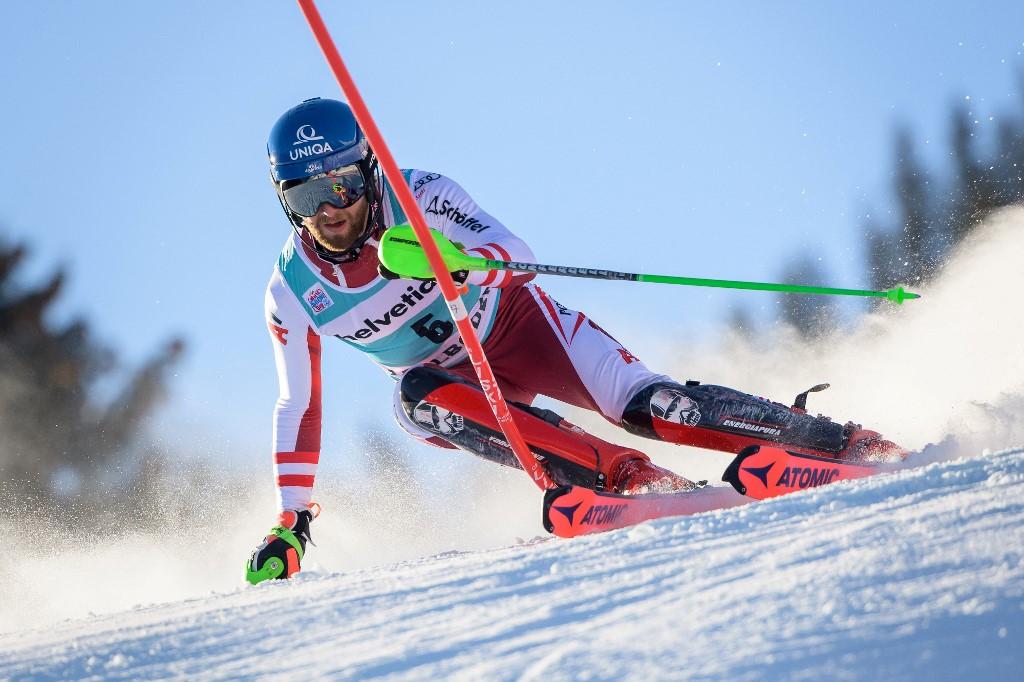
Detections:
[247, 97, 903, 583]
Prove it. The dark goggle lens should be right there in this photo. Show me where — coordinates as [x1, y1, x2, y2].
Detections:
[283, 166, 366, 217]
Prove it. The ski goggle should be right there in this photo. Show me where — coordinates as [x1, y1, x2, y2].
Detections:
[282, 165, 367, 217]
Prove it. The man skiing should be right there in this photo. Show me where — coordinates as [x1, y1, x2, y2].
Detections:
[247, 97, 902, 584]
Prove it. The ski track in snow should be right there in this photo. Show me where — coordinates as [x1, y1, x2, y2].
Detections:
[2, 446, 1022, 681]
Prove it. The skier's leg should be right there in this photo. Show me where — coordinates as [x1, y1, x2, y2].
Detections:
[487, 284, 900, 461]
[480, 284, 675, 422]
[420, 283, 695, 490]
[395, 365, 696, 493]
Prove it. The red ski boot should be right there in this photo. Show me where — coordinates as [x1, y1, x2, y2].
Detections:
[612, 458, 701, 494]
[837, 424, 908, 463]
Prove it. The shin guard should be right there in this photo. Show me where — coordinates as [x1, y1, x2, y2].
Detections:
[400, 366, 655, 491]
[621, 381, 847, 458]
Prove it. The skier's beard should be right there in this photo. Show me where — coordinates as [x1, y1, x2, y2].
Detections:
[302, 196, 370, 255]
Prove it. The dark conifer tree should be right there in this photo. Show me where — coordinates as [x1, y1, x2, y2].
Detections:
[776, 254, 837, 339]
[861, 71, 1024, 299]
[0, 234, 185, 516]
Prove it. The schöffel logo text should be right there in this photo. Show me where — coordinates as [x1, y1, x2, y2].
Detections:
[425, 196, 491, 232]
[303, 284, 334, 314]
[776, 466, 841, 489]
[580, 504, 627, 526]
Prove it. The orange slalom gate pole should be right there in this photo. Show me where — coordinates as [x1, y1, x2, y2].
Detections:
[295, 0, 557, 491]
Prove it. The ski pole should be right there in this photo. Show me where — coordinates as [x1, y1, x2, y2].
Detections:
[379, 225, 922, 305]
[295, 0, 558, 491]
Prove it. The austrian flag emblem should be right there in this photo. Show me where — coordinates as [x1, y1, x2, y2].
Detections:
[303, 284, 334, 314]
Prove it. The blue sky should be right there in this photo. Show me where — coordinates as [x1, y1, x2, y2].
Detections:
[1, 1, 1022, 465]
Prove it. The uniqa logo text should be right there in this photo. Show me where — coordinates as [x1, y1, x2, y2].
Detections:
[289, 142, 335, 161]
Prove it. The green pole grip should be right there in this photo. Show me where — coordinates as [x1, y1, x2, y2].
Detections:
[379, 224, 489, 278]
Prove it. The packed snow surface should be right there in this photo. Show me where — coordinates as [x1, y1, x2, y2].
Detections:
[4, 197, 1024, 680]
[2, 446, 1022, 680]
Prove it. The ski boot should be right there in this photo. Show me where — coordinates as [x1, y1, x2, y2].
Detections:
[837, 424, 908, 462]
[792, 385, 907, 462]
[612, 458, 702, 494]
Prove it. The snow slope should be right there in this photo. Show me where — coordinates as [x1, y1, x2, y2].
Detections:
[2, 446, 1021, 680]
[3, 199, 1023, 680]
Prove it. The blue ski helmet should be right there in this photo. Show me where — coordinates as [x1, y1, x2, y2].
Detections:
[268, 97, 383, 263]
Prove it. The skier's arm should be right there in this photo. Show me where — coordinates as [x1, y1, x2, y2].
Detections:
[265, 270, 322, 513]
[413, 172, 536, 288]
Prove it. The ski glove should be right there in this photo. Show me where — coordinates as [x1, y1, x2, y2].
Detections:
[377, 238, 468, 283]
[377, 261, 468, 284]
[246, 504, 320, 585]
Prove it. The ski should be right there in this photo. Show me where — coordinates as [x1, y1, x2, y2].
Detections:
[543, 444, 927, 538]
[542, 484, 749, 538]
[722, 445, 903, 500]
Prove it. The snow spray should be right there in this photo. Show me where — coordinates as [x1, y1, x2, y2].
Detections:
[572, 206, 1024, 483]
